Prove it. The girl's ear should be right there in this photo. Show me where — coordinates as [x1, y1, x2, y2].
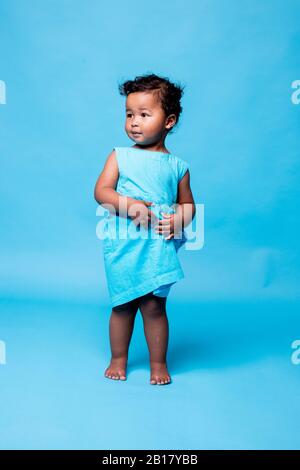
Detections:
[166, 114, 177, 130]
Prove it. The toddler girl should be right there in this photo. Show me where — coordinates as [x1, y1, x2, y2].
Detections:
[94, 73, 195, 385]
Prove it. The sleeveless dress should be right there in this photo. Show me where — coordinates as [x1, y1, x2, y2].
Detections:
[101, 146, 189, 307]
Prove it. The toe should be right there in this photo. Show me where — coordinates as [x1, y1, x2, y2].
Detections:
[105, 368, 127, 380]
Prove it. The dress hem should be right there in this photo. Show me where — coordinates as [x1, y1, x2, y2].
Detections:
[110, 269, 185, 307]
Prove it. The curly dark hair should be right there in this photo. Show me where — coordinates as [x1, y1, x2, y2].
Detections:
[118, 72, 185, 134]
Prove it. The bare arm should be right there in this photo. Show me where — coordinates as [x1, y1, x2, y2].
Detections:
[155, 169, 196, 238]
[94, 149, 126, 216]
[175, 170, 196, 228]
[94, 149, 155, 222]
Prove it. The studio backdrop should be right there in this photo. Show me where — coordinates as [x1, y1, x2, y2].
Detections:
[0, 0, 299, 450]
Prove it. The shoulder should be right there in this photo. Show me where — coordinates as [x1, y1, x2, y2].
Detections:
[170, 154, 190, 183]
[112, 146, 128, 151]
[110, 147, 130, 174]
[111, 147, 128, 158]
[107, 146, 126, 162]
[169, 152, 189, 167]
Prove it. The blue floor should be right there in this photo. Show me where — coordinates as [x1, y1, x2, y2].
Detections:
[0, 296, 300, 450]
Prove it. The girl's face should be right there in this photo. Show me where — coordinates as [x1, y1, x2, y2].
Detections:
[125, 91, 176, 145]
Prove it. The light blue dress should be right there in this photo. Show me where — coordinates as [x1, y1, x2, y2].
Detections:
[102, 146, 189, 307]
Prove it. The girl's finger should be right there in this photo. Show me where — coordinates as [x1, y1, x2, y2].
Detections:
[159, 230, 172, 237]
[165, 233, 174, 240]
[156, 219, 172, 227]
[155, 225, 171, 233]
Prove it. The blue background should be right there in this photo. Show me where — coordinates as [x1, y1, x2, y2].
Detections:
[0, 0, 300, 449]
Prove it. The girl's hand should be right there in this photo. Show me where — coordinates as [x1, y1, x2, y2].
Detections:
[128, 199, 158, 230]
[154, 213, 183, 240]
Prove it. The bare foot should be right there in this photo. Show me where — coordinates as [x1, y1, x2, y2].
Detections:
[150, 361, 172, 385]
[104, 357, 127, 381]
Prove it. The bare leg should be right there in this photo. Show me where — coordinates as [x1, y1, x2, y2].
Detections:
[138, 292, 171, 385]
[104, 298, 139, 381]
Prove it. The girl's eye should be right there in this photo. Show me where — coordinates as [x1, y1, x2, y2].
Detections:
[126, 113, 149, 118]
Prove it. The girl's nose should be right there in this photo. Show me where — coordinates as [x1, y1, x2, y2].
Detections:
[131, 116, 140, 125]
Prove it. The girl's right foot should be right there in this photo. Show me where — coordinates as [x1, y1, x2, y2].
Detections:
[104, 357, 127, 381]
[150, 361, 172, 385]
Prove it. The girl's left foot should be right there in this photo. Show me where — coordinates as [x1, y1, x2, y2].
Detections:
[150, 361, 172, 385]
[104, 357, 127, 381]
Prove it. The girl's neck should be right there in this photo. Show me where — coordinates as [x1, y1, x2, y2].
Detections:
[132, 143, 170, 154]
